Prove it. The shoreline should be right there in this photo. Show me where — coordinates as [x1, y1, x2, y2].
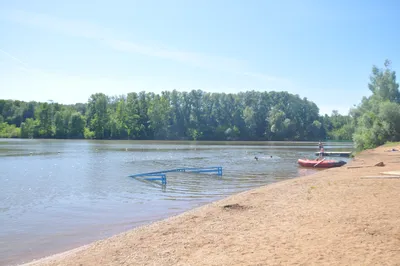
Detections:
[22, 145, 400, 265]
[20, 177, 305, 266]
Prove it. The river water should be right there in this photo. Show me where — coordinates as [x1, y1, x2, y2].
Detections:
[0, 139, 353, 265]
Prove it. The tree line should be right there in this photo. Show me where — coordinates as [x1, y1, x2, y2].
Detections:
[0, 90, 351, 141]
[1, 60, 398, 150]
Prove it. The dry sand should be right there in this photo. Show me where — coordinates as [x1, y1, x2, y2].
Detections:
[22, 145, 400, 266]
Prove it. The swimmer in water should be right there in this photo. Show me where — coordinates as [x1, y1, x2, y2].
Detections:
[254, 156, 258, 161]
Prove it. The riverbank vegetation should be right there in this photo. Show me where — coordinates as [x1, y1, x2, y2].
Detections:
[0, 91, 350, 142]
[0, 60, 398, 150]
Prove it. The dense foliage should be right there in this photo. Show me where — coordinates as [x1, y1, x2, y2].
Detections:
[0, 91, 345, 141]
[2, 60, 397, 149]
[351, 60, 400, 150]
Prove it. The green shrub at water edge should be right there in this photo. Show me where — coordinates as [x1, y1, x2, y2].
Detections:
[0, 122, 21, 138]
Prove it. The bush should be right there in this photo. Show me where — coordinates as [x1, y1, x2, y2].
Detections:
[0, 122, 21, 138]
[84, 127, 95, 139]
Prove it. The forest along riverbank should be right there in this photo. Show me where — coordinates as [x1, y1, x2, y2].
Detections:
[22, 144, 400, 266]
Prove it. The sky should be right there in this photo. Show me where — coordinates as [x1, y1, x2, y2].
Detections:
[1, 0, 400, 115]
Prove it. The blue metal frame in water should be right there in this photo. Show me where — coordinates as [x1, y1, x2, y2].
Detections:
[129, 166, 223, 185]
[130, 173, 167, 185]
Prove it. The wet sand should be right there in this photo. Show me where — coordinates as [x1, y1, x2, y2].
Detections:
[23, 145, 400, 266]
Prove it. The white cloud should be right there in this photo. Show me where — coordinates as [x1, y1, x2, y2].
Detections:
[0, 47, 32, 73]
[1, 9, 285, 84]
[104, 39, 244, 73]
[0, 49, 259, 104]
[0, 46, 351, 115]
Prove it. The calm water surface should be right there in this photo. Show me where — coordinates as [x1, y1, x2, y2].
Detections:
[0, 139, 353, 265]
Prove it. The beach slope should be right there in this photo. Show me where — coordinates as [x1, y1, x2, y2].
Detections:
[24, 145, 400, 266]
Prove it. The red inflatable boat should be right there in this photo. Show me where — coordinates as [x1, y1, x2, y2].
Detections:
[298, 158, 346, 168]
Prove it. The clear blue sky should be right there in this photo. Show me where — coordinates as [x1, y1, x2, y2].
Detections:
[1, 0, 399, 115]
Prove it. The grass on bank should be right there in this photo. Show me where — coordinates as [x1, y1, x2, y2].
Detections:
[383, 141, 400, 147]
[350, 141, 400, 158]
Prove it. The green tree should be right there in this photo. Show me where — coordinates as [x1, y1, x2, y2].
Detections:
[69, 112, 85, 138]
[0, 89, 339, 141]
[125, 92, 141, 139]
[147, 93, 171, 139]
[87, 93, 109, 139]
[0, 122, 21, 138]
[353, 60, 400, 150]
[368, 60, 400, 103]
[20, 118, 38, 138]
[36, 103, 54, 138]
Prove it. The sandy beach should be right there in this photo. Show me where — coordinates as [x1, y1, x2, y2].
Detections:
[22, 145, 400, 266]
